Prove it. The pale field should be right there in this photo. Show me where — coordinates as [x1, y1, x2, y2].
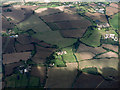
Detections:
[102, 44, 118, 52]
[106, 7, 118, 16]
[35, 6, 64, 16]
[109, 3, 118, 8]
[85, 12, 107, 22]
[75, 52, 95, 60]
[96, 51, 118, 58]
[79, 58, 119, 77]
[45, 63, 78, 88]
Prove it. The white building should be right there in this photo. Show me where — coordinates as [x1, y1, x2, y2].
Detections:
[109, 34, 115, 39]
[114, 37, 118, 41]
[57, 51, 67, 55]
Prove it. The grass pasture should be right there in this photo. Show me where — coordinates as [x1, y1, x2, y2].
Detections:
[32, 31, 77, 48]
[109, 13, 119, 30]
[17, 15, 51, 32]
[5, 73, 40, 88]
[28, 76, 40, 87]
[80, 27, 101, 47]
[5, 73, 28, 88]
[62, 47, 77, 63]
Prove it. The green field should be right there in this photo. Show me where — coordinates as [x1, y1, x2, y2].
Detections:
[28, 77, 40, 87]
[62, 47, 76, 63]
[53, 59, 66, 67]
[32, 31, 77, 48]
[17, 15, 51, 33]
[17, 15, 77, 48]
[5, 73, 40, 88]
[109, 13, 119, 30]
[80, 27, 101, 47]
[5, 73, 28, 88]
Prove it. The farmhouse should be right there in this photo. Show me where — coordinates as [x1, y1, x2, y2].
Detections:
[9, 35, 18, 38]
[97, 23, 110, 28]
[97, 8, 104, 14]
[114, 37, 118, 41]
[104, 34, 118, 41]
[56, 51, 67, 55]
[19, 65, 31, 74]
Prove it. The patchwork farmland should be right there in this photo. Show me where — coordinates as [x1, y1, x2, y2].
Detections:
[2, 1, 119, 89]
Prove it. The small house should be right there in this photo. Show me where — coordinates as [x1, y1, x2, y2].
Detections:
[109, 34, 115, 39]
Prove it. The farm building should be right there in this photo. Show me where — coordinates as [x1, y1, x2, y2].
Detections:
[97, 23, 110, 28]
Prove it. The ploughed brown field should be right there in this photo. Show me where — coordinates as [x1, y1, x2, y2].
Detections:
[76, 43, 106, 55]
[106, 7, 118, 16]
[97, 80, 119, 88]
[4, 61, 23, 76]
[2, 37, 16, 54]
[31, 37, 53, 47]
[45, 63, 78, 88]
[3, 52, 31, 64]
[37, 42, 53, 48]
[41, 13, 84, 22]
[102, 44, 118, 52]
[75, 44, 107, 60]
[55, 20, 91, 30]
[73, 73, 103, 88]
[16, 34, 32, 45]
[2, 16, 14, 32]
[2, 6, 25, 24]
[30, 66, 46, 84]
[15, 43, 34, 52]
[60, 29, 88, 38]
[85, 12, 107, 22]
[31, 45, 55, 64]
